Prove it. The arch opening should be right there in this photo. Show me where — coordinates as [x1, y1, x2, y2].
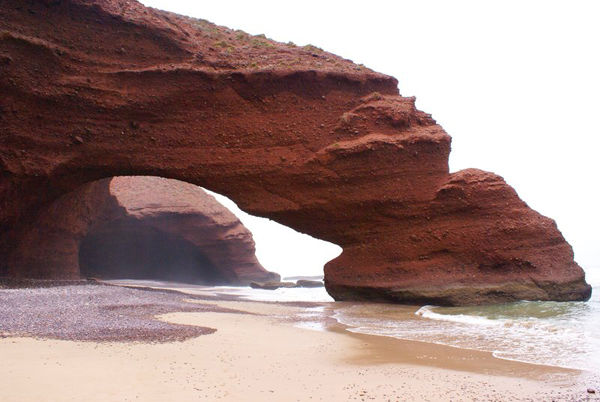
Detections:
[4, 175, 344, 287]
[205, 189, 343, 280]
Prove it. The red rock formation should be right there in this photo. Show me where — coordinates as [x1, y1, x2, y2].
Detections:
[326, 169, 590, 304]
[0, 0, 591, 304]
[6, 176, 279, 285]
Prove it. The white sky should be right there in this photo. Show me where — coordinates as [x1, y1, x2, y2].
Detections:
[205, 190, 341, 278]
[142, 0, 600, 275]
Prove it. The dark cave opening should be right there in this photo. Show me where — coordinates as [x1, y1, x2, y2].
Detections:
[79, 223, 233, 285]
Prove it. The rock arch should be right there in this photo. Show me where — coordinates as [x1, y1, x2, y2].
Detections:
[0, 0, 591, 304]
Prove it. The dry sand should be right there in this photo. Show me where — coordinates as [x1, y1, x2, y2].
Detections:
[1, 287, 599, 401]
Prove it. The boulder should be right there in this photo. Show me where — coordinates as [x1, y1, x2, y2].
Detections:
[250, 281, 297, 290]
[296, 280, 325, 288]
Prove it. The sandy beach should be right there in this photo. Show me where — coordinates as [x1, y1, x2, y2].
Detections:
[0, 283, 598, 402]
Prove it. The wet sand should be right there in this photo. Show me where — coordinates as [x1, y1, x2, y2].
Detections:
[1, 283, 599, 401]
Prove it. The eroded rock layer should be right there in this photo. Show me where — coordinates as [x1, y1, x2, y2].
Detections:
[6, 176, 279, 285]
[0, 0, 591, 304]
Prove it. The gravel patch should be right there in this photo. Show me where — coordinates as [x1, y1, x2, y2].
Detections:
[0, 283, 243, 342]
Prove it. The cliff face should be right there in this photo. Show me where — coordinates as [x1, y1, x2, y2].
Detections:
[0, 0, 591, 304]
[325, 169, 590, 305]
[5, 176, 278, 285]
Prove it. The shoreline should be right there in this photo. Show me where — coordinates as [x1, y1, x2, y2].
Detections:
[106, 279, 600, 376]
[1, 283, 598, 401]
[336, 314, 593, 376]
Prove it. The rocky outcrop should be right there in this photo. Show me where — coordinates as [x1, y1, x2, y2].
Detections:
[0, 0, 591, 304]
[5, 176, 279, 285]
[249, 279, 324, 289]
[250, 281, 297, 290]
[296, 280, 325, 288]
[325, 170, 590, 305]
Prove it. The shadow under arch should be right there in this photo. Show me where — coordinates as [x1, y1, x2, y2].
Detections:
[78, 220, 233, 285]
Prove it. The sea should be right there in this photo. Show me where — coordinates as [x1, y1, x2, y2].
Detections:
[333, 267, 600, 374]
[110, 267, 600, 374]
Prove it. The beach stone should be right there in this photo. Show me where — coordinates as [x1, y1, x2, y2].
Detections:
[0, 284, 225, 342]
[250, 281, 297, 290]
[296, 280, 325, 288]
[0, 0, 591, 305]
[588, 388, 596, 394]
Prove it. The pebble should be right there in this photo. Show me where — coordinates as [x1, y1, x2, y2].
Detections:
[0, 282, 230, 342]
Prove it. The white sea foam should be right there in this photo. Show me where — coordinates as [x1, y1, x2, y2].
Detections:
[416, 305, 504, 327]
[295, 321, 327, 332]
[229, 286, 333, 303]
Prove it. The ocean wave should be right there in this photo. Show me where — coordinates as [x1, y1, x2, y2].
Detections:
[414, 305, 580, 335]
[415, 306, 503, 326]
